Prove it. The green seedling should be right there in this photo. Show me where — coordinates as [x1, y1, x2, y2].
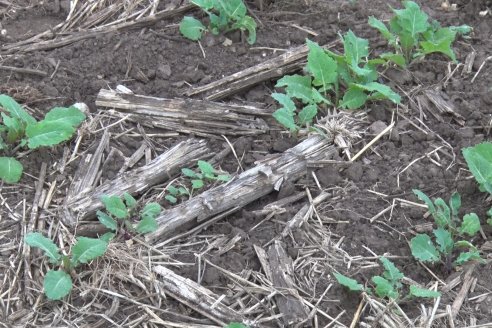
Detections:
[335, 257, 440, 300]
[462, 142, 492, 227]
[164, 184, 190, 204]
[0, 94, 85, 184]
[272, 34, 400, 132]
[96, 192, 161, 238]
[180, 0, 256, 45]
[181, 160, 230, 191]
[25, 232, 108, 300]
[368, 1, 471, 65]
[411, 190, 482, 271]
[225, 324, 248, 328]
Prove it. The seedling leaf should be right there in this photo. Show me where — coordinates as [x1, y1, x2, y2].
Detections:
[100, 232, 115, 243]
[192, 179, 204, 189]
[216, 174, 231, 182]
[44, 106, 86, 127]
[0, 156, 23, 184]
[198, 160, 215, 176]
[340, 87, 367, 109]
[273, 108, 297, 131]
[298, 104, 317, 125]
[180, 16, 206, 41]
[454, 249, 482, 266]
[44, 270, 73, 300]
[420, 27, 457, 61]
[123, 193, 137, 209]
[226, 324, 248, 328]
[101, 195, 128, 219]
[409, 285, 440, 298]
[275, 75, 314, 104]
[394, 1, 429, 37]
[191, 0, 214, 10]
[434, 198, 451, 228]
[0, 94, 36, 125]
[306, 39, 338, 88]
[141, 203, 161, 219]
[71, 237, 108, 266]
[380, 257, 404, 285]
[26, 121, 75, 149]
[96, 211, 118, 232]
[136, 216, 158, 234]
[379, 53, 406, 67]
[433, 228, 453, 254]
[165, 195, 178, 204]
[411, 234, 440, 262]
[182, 168, 198, 178]
[462, 143, 492, 194]
[449, 192, 461, 218]
[233, 15, 256, 44]
[333, 273, 364, 292]
[25, 232, 61, 264]
[352, 82, 401, 104]
[368, 17, 394, 43]
[272, 93, 296, 114]
[459, 213, 481, 236]
[413, 189, 436, 215]
[221, 0, 247, 20]
[372, 276, 399, 299]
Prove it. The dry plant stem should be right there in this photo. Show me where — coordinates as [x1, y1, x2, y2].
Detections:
[282, 191, 330, 236]
[0, 65, 48, 76]
[267, 240, 309, 325]
[185, 41, 339, 101]
[146, 135, 336, 242]
[153, 265, 246, 325]
[96, 89, 271, 137]
[451, 264, 477, 319]
[351, 122, 395, 162]
[63, 138, 210, 226]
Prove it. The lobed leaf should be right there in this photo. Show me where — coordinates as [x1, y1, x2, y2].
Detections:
[71, 237, 108, 266]
[123, 192, 137, 209]
[333, 273, 364, 292]
[192, 179, 205, 189]
[0, 94, 36, 125]
[411, 234, 440, 263]
[352, 82, 401, 104]
[1, 113, 23, 143]
[43, 270, 73, 300]
[26, 121, 75, 149]
[25, 232, 61, 264]
[136, 216, 158, 234]
[306, 39, 338, 89]
[459, 213, 481, 236]
[454, 249, 482, 266]
[43, 106, 86, 128]
[219, 0, 247, 20]
[0, 156, 23, 184]
[340, 87, 368, 109]
[198, 160, 215, 176]
[96, 211, 118, 232]
[101, 195, 128, 219]
[141, 203, 161, 219]
[343, 31, 372, 77]
[420, 27, 457, 61]
[233, 15, 256, 44]
[380, 257, 404, 285]
[182, 168, 198, 178]
[368, 16, 394, 43]
[372, 276, 399, 299]
[275, 75, 314, 104]
[409, 285, 440, 298]
[179, 16, 206, 41]
[165, 195, 178, 204]
[433, 228, 453, 254]
[273, 108, 297, 132]
[297, 104, 317, 125]
[191, 0, 214, 10]
[393, 1, 429, 37]
[379, 53, 407, 68]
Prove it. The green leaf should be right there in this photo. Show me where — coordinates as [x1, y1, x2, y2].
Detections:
[343, 30, 371, 76]
[273, 108, 297, 132]
[178, 187, 189, 195]
[411, 234, 440, 263]
[488, 218, 492, 227]
[372, 276, 399, 299]
[96, 211, 118, 232]
[449, 192, 461, 218]
[454, 249, 482, 266]
[179, 16, 206, 41]
[191, 0, 214, 10]
[136, 216, 158, 234]
[101, 195, 128, 219]
[233, 15, 257, 44]
[306, 39, 338, 88]
[0, 156, 23, 184]
[409, 285, 440, 298]
[1, 113, 23, 143]
[220, 0, 247, 20]
[459, 213, 481, 236]
[165, 195, 177, 204]
[167, 185, 179, 196]
[420, 27, 457, 61]
[449, 25, 472, 35]
[462, 143, 492, 193]
[141, 203, 161, 219]
[272, 93, 296, 114]
[298, 104, 318, 125]
[275, 75, 314, 104]
[182, 168, 198, 178]
[368, 16, 395, 43]
[352, 82, 401, 104]
[25, 232, 61, 264]
[192, 179, 204, 189]
[380, 257, 404, 285]
[434, 198, 451, 228]
[43, 270, 72, 300]
[216, 174, 230, 182]
[0, 94, 36, 125]
[198, 160, 215, 176]
[123, 192, 137, 209]
[433, 228, 453, 254]
[25, 121, 75, 149]
[454, 240, 478, 250]
[44, 106, 86, 128]
[225, 323, 248, 328]
[413, 189, 436, 215]
[340, 87, 368, 109]
[394, 1, 430, 37]
[379, 53, 407, 67]
[100, 232, 115, 243]
[333, 273, 364, 292]
[71, 237, 108, 266]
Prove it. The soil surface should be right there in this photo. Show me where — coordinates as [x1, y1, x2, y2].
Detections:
[1, 0, 492, 327]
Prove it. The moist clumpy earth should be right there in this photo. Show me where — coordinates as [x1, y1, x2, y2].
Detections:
[1, 0, 492, 327]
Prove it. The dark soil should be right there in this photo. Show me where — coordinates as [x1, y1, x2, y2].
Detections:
[1, 0, 492, 327]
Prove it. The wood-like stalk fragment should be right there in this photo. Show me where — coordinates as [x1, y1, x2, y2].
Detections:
[147, 135, 335, 242]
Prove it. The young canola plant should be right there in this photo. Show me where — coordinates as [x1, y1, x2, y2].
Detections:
[180, 0, 256, 44]
[0, 94, 85, 184]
